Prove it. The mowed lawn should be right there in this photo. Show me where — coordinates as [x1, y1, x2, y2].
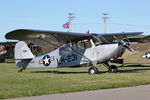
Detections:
[1, 63, 150, 99]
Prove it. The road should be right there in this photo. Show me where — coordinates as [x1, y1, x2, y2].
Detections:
[5, 85, 150, 100]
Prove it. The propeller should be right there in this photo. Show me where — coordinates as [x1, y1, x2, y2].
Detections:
[120, 38, 135, 52]
[113, 36, 135, 52]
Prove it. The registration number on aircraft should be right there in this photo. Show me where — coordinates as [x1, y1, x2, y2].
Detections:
[58, 54, 78, 65]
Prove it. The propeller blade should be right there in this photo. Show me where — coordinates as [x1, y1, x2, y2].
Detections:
[125, 45, 135, 52]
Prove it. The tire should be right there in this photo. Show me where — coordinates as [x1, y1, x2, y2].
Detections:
[109, 65, 118, 73]
[88, 66, 98, 74]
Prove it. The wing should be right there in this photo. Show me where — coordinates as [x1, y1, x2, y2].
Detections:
[5, 29, 92, 48]
[128, 35, 150, 43]
[98, 32, 143, 42]
[5, 29, 143, 46]
[126, 35, 150, 51]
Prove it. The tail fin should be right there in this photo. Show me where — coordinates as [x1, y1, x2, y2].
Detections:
[15, 41, 34, 68]
[15, 41, 34, 60]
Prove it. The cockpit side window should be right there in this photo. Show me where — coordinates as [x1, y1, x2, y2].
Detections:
[59, 39, 92, 55]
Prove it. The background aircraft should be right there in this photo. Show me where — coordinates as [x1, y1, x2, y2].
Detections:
[5, 29, 146, 74]
[0, 42, 16, 62]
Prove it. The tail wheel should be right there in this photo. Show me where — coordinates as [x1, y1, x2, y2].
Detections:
[88, 66, 98, 74]
[109, 65, 118, 73]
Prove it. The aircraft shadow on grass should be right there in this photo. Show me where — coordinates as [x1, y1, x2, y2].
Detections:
[31, 65, 150, 74]
[118, 64, 150, 73]
[31, 70, 88, 74]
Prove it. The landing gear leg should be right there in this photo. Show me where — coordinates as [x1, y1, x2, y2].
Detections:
[88, 66, 98, 74]
[18, 68, 25, 73]
[103, 63, 118, 73]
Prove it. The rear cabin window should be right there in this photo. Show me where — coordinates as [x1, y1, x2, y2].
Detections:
[77, 39, 92, 50]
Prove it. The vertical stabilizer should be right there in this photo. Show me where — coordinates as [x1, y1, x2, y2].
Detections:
[15, 41, 34, 60]
[15, 41, 34, 69]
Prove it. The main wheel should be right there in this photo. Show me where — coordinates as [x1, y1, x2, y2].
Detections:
[109, 65, 118, 73]
[88, 66, 98, 74]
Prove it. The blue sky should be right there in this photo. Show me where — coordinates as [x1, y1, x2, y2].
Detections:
[1, 0, 150, 42]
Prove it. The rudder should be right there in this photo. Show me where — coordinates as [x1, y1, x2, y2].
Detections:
[15, 41, 34, 68]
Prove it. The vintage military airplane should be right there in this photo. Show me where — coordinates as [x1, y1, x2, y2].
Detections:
[5, 29, 143, 74]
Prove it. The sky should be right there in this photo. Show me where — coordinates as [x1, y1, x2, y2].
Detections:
[0, 0, 150, 42]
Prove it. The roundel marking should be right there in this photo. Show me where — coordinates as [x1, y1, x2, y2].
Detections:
[145, 51, 150, 59]
[43, 55, 51, 66]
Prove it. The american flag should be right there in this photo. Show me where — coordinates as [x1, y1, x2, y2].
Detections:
[63, 22, 69, 29]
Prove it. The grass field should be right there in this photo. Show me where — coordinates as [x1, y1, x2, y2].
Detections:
[1, 63, 150, 99]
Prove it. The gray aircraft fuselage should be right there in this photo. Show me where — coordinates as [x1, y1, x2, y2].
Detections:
[18, 39, 125, 68]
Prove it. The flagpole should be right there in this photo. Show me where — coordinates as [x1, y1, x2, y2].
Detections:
[68, 13, 75, 32]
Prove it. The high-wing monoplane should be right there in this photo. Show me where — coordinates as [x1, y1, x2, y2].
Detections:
[5, 29, 144, 74]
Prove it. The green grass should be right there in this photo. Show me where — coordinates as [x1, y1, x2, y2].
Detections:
[1, 63, 150, 99]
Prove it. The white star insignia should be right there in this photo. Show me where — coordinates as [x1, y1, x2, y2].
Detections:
[146, 53, 150, 59]
[44, 56, 49, 64]
[143, 52, 150, 59]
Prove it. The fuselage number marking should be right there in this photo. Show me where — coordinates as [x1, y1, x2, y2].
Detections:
[58, 54, 78, 65]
